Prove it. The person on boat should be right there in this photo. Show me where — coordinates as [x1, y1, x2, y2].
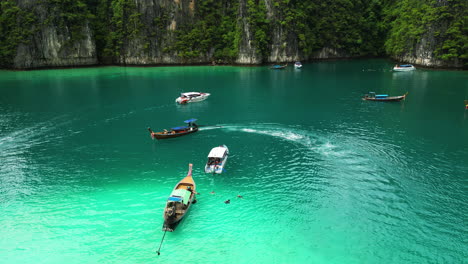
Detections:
[163, 129, 168, 134]
[187, 186, 194, 194]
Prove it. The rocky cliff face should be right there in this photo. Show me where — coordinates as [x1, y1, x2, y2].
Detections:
[118, 0, 201, 65]
[13, 0, 97, 69]
[236, 0, 261, 64]
[393, 25, 464, 68]
[5, 0, 464, 69]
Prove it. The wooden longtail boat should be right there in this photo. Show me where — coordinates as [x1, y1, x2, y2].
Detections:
[363, 92, 408, 102]
[162, 164, 197, 232]
[148, 118, 198, 140]
[270, 64, 287, 69]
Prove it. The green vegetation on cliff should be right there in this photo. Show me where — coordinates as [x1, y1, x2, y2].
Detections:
[0, 1, 36, 67]
[166, 0, 240, 62]
[0, 0, 466, 67]
[384, 0, 467, 61]
[92, 0, 144, 60]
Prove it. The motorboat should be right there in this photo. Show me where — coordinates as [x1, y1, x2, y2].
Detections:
[148, 118, 198, 140]
[294, 61, 302, 68]
[205, 145, 229, 174]
[393, 64, 416, 71]
[162, 163, 197, 232]
[176, 92, 210, 104]
[363, 92, 408, 102]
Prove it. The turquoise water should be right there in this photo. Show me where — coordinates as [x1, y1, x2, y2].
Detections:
[0, 60, 467, 263]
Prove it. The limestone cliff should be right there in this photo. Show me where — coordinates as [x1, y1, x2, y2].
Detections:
[13, 0, 97, 69]
[392, 25, 464, 68]
[1, 0, 464, 69]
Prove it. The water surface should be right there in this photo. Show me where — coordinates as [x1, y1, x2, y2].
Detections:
[0, 60, 467, 263]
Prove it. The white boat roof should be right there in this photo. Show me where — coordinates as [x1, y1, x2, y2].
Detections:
[182, 92, 202, 96]
[207, 146, 227, 158]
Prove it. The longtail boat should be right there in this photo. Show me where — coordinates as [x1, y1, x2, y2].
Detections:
[363, 92, 408, 102]
[270, 64, 287, 69]
[162, 163, 197, 232]
[148, 118, 198, 140]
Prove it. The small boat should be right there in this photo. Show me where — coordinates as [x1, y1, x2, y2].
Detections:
[465, 100, 468, 109]
[363, 92, 408, 102]
[205, 145, 229, 174]
[148, 118, 198, 140]
[294, 61, 302, 69]
[393, 64, 416, 71]
[162, 163, 197, 232]
[176, 92, 210, 104]
[270, 64, 287, 70]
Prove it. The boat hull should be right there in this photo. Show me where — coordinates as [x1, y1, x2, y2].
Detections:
[175, 93, 210, 104]
[270, 65, 287, 69]
[204, 145, 229, 174]
[205, 162, 227, 174]
[393, 66, 415, 71]
[151, 127, 198, 140]
[162, 164, 196, 232]
[363, 95, 406, 102]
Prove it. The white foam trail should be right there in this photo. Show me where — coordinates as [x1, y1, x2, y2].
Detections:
[208, 123, 370, 162]
[199, 126, 223, 131]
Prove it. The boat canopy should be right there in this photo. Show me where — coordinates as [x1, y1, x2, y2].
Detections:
[376, 94, 389, 98]
[208, 146, 227, 158]
[171, 126, 188, 131]
[182, 92, 201, 97]
[168, 196, 182, 202]
[184, 118, 197, 123]
[168, 189, 191, 205]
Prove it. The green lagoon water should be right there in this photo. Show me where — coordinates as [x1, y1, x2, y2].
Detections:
[0, 60, 467, 263]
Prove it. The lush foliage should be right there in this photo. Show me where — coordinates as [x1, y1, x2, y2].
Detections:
[45, 0, 94, 45]
[0, 0, 466, 67]
[92, 0, 144, 58]
[384, 0, 467, 61]
[165, 0, 240, 62]
[0, 0, 37, 67]
[246, 0, 270, 59]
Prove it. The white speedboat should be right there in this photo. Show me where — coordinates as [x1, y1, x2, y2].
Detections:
[176, 92, 210, 104]
[393, 64, 415, 71]
[294, 61, 302, 69]
[205, 145, 229, 174]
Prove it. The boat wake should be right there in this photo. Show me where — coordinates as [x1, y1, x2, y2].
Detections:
[217, 123, 399, 167]
[219, 123, 339, 157]
[0, 114, 76, 156]
[198, 126, 224, 131]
